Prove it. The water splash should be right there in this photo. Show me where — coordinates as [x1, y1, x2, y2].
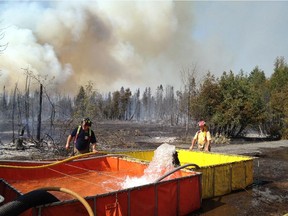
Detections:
[121, 143, 176, 189]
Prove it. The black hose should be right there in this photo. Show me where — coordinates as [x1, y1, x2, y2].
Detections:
[0, 189, 59, 216]
[154, 163, 200, 183]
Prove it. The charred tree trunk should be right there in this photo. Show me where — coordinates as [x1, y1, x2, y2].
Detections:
[36, 84, 43, 144]
[43, 91, 55, 135]
[24, 75, 31, 137]
[12, 84, 17, 143]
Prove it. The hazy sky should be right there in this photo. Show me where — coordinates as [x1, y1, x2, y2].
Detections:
[0, 1, 287, 95]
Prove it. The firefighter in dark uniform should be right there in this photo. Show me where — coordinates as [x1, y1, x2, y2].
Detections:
[66, 118, 98, 155]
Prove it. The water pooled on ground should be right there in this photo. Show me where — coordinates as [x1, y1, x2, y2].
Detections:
[121, 143, 176, 189]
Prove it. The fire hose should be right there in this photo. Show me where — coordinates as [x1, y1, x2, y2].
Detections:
[0, 151, 109, 169]
[0, 187, 94, 216]
[0, 152, 131, 216]
[39, 187, 94, 216]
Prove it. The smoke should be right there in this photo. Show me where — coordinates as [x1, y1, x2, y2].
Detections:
[0, 1, 199, 95]
[2, 1, 286, 95]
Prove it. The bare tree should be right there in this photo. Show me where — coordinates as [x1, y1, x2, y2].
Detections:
[0, 28, 8, 54]
[0, 86, 8, 118]
[164, 85, 176, 126]
[155, 85, 164, 121]
[129, 89, 141, 121]
[180, 65, 199, 135]
[36, 84, 43, 143]
[142, 87, 153, 121]
[23, 68, 56, 140]
[24, 74, 31, 137]
[11, 83, 18, 143]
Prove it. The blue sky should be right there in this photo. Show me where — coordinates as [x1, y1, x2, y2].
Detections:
[192, 1, 288, 77]
[0, 1, 287, 95]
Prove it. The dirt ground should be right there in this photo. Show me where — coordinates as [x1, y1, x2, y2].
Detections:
[195, 146, 288, 216]
[0, 121, 288, 216]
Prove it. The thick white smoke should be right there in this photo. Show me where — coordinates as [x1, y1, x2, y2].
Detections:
[2, 1, 286, 95]
[0, 1, 198, 94]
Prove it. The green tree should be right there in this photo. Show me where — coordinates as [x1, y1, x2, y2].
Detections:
[213, 70, 265, 137]
[268, 57, 288, 138]
[190, 72, 221, 129]
[248, 66, 269, 134]
[270, 57, 288, 91]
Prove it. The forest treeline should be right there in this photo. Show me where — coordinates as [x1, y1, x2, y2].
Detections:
[0, 57, 288, 142]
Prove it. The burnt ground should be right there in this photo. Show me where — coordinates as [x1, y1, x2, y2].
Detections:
[193, 146, 288, 216]
[1, 121, 288, 216]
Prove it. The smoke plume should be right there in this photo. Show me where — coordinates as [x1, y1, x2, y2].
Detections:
[0, 1, 199, 95]
[2, 1, 285, 95]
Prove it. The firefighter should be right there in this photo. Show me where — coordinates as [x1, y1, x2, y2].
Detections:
[65, 118, 98, 155]
[189, 120, 211, 152]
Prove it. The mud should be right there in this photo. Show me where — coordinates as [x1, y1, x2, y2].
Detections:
[0, 121, 288, 215]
